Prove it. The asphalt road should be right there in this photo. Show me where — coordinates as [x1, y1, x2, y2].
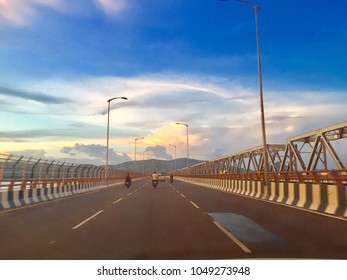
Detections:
[1, 178, 347, 260]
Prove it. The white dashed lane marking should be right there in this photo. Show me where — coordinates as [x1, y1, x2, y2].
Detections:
[72, 210, 103, 230]
[190, 201, 200, 209]
[113, 198, 123, 204]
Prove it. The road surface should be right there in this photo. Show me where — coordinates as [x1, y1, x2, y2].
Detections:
[1, 177, 346, 259]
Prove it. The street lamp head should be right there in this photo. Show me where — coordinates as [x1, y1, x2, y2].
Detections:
[176, 122, 188, 127]
[107, 96, 128, 102]
[218, 0, 258, 10]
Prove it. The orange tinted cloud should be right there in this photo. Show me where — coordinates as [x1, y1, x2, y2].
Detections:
[0, 0, 64, 25]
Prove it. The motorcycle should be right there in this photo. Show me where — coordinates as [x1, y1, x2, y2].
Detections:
[152, 180, 158, 188]
[125, 180, 131, 188]
[170, 177, 173, 183]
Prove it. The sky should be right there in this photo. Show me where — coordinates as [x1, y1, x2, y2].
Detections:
[0, 0, 347, 166]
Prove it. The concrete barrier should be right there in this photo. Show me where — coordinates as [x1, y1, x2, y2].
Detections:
[0, 179, 122, 210]
[178, 176, 347, 220]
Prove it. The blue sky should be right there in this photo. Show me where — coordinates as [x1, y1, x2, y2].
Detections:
[1, 0, 347, 165]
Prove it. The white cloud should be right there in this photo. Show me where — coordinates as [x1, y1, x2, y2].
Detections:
[7, 149, 47, 159]
[94, 0, 127, 16]
[60, 143, 131, 165]
[2, 73, 347, 162]
[145, 145, 173, 160]
[0, 0, 34, 26]
[0, 0, 129, 26]
[0, 0, 65, 26]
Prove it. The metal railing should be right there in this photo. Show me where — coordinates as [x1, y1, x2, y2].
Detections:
[0, 153, 136, 192]
[0, 154, 113, 180]
[177, 169, 347, 185]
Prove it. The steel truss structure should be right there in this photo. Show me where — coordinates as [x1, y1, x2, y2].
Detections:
[176, 121, 347, 184]
[283, 121, 347, 171]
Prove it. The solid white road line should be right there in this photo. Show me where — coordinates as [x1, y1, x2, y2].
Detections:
[213, 221, 252, 254]
[113, 198, 123, 204]
[72, 210, 103, 230]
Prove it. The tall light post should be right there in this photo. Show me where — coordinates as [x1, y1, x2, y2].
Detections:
[176, 122, 189, 173]
[142, 150, 148, 175]
[169, 144, 177, 172]
[106, 97, 127, 185]
[134, 136, 144, 175]
[218, 0, 269, 191]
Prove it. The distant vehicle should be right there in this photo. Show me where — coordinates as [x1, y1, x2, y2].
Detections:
[158, 174, 166, 181]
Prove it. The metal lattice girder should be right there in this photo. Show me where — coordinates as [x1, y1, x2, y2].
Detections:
[285, 121, 347, 171]
[178, 121, 347, 176]
[187, 144, 286, 175]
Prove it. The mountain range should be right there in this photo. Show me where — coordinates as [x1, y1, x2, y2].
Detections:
[110, 158, 205, 174]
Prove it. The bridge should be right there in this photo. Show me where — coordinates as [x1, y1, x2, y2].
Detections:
[1, 121, 347, 259]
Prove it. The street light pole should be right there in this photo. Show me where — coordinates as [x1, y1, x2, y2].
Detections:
[106, 97, 127, 185]
[169, 144, 177, 172]
[176, 122, 189, 174]
[218, 0, 269, 192]
[134, 137, 144, 176]
[142, 151, 147, 175]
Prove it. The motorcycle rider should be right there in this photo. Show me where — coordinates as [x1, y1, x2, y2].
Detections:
[151, 171, 159, 186]
[170, 173, 174, 182]
[125, 173, 131, 187]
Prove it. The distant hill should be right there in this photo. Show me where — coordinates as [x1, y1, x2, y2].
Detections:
[111, 158, 205, 174]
